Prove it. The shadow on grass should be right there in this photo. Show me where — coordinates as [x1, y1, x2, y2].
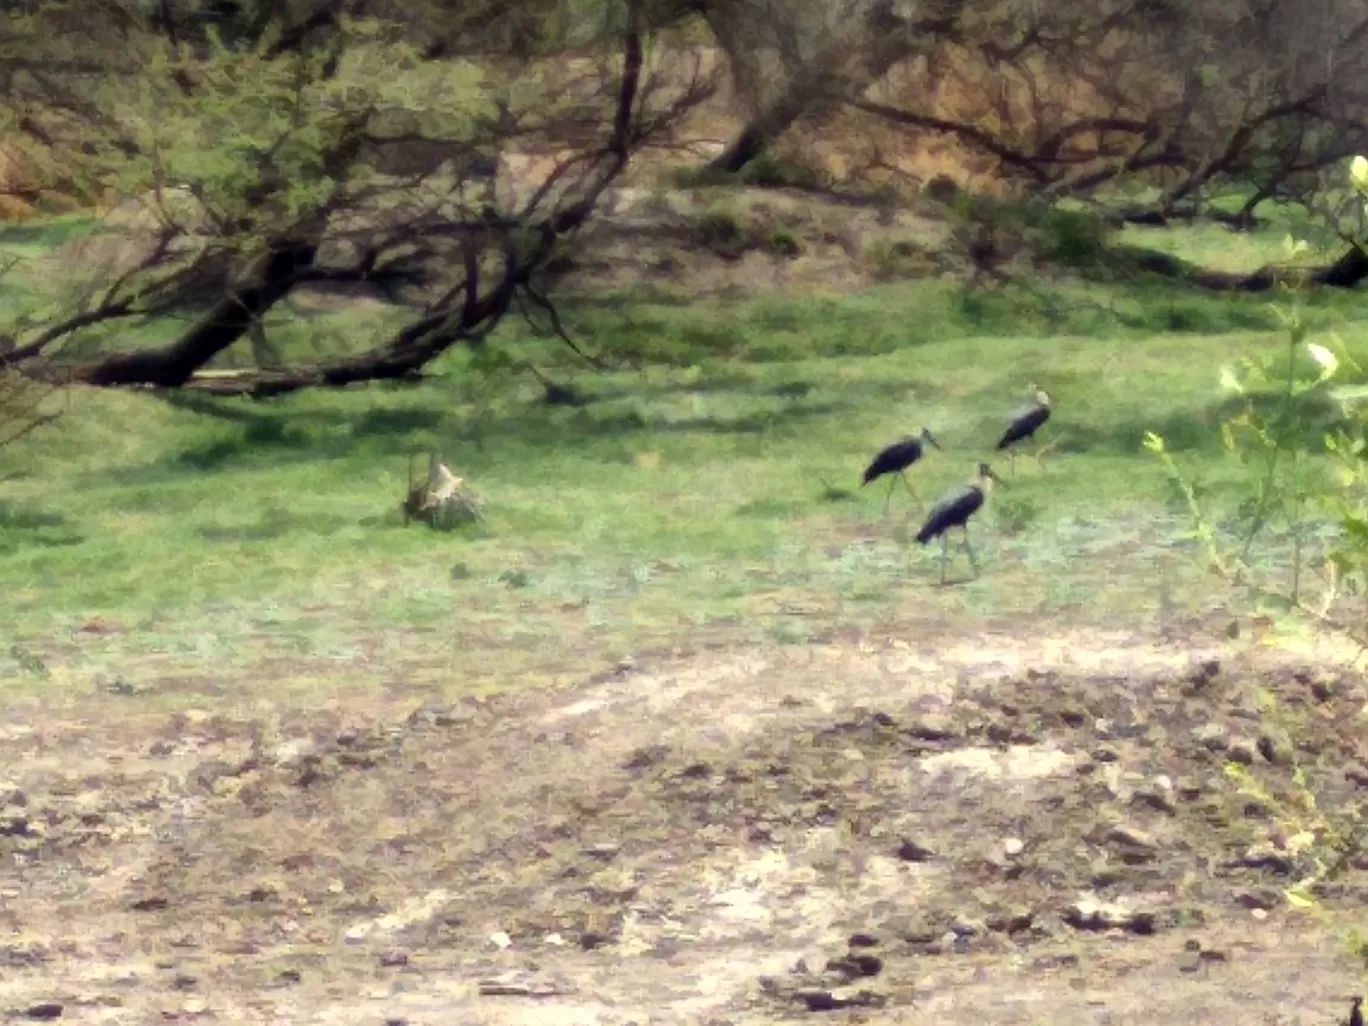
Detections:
[108, 388, 851, 487]
[0, 500, 84, 554]
[0, 217, 101, 250]
[195, 505, 355, 543]
[585, 373, 918, 406]
[547, 276, 1351, 370]
[1049, 390, 1342, 458]
[176, 418, 316, 470]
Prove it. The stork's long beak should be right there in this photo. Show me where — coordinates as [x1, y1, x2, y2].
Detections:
[923, 430, 942, 450]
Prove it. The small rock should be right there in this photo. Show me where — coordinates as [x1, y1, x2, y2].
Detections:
[102, 676, 147, 696]
[0, 814, 38, 838]
[1242, 799, 1272, 820]
[1142, 722, 1169, 747]
[190, 760, 241, 793]
[378, 952, 409, 967]
[22, 1004, 63, 1021]
[987, 908, 1034, 934]
[1234, 889, 1278, 911]
[934, 929, 958, 952]
[1003, 837, 1025, 856]
[827, 953, 883, 978]
[1031, 952, 1080, 971]
[544, 932, 567, 947]
[1132, 786, 1177, 814]
[1058, 705, 1087, 727]
[1257, 731, 1293, 765]
[1193, 724, 1228, 752]
[579, 931, 610, 950]
[847, 933, 879, 948]
[1104, 825, 1159, 863]
[950, 915, 986, 938]
[895, 839, 935, 862]
[1227, 739, 1258, 765]
[906, 714, 956, 741]
[1187, 659, 1221, 688]
[1063, 897, 1157, 934]
[478, 971, 569, 997]
[795, 985, 887, 1011]
[884, 912, 941, 945]
[1239, 844, 1294, 875]
[267, 739, 317, 769]
[584, 843, 620, 860]
[622, 744, 671, 771]
[488, 931, 513, 950]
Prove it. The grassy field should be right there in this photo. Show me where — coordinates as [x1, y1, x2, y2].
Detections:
[2, 207, 1364, 709]
[8, 202, 1368, 1026]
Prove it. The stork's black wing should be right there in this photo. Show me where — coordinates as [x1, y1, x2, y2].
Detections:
[862, 439, 919, 484]
[915, 484, 984, 543]
[996, 403, 1050, 450]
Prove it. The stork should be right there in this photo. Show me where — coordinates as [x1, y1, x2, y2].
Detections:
[996, 384, 1052, 475]
[861, 427, 941, 515]
[915, 462, 1004, 584]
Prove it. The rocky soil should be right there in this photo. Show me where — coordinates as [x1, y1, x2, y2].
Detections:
[1, 624, 1366, 1024]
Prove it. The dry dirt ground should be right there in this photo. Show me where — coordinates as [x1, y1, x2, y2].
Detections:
[3, 621, 1368, 1025]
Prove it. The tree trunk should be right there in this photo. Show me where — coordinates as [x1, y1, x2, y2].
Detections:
[1119, 244, 1368, 291]
[705, 89, 820, 173]
[71, 239, 318, 388]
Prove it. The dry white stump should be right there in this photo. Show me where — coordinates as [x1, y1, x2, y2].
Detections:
[402, 453, 484, 530]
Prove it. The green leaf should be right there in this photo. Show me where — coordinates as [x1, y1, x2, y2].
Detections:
[1284, 886, 1317, 911]
[1351, 155, 1368, 192]
[1329, 385, 1368, 409]
[1307, 342, 1339, 379]
[1340, 514, 1368, 543]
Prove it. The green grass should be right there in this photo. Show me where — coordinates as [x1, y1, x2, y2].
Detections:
[1, 211, 1363, 706]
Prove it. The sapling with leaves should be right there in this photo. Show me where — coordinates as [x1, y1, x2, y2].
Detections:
[1145, 154, 1368, 949]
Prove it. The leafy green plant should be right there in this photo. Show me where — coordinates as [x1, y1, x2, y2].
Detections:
[1145, 154, 1368, 944]
[1143, 254, 1341, 606]
[764, 228, 803, 258]
[696, 207, 751, 260]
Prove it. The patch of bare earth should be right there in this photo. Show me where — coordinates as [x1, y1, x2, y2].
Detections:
[2, 624, 1366, 1024]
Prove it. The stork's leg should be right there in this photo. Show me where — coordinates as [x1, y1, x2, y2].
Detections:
[963, 525, 980, 578]
[899, 472, 920, 506]
[1033, 435, 1062, 469]
[939, 533, 949, 585]
[883, 476, 896, 517]
[1007, 449, 1017, 478]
